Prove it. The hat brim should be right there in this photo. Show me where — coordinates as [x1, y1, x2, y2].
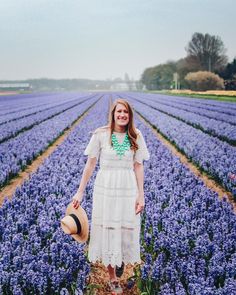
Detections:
[62, 202, 89, 243]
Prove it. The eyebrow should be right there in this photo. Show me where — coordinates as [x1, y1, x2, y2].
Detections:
[117, 108, 128, 111]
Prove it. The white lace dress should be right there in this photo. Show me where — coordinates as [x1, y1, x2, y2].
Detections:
[84, 128, 150, 267]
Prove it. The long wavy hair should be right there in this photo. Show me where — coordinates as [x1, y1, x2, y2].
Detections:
[106, 99, 139, 152]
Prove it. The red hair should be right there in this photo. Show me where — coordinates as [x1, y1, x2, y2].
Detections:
[108, 99, 139, 152]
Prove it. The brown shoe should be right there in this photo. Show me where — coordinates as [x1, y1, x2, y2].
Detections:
[115, 261, 125, 278]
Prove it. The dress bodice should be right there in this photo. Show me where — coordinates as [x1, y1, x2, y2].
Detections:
[99, 131, 134, 170]
[84, 128, 150, 168]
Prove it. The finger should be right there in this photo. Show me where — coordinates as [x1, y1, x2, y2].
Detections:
[136, 204, 144, 214]
[135, 206, 141, 214]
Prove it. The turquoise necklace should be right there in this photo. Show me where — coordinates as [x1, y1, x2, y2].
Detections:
[111, 131, 131, 159]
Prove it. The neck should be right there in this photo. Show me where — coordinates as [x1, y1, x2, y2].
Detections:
[113, 125, 126, 133]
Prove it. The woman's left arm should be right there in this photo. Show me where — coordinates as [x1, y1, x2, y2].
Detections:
[134, 161, 145, 214]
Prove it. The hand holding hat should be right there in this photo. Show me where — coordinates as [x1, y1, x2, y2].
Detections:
[72, 191, 83, 209]
[61, 202, 89, 243]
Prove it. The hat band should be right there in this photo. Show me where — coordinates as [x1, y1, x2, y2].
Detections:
[69, 214, 82, 234]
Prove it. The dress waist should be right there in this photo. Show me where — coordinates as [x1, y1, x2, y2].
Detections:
[99, 166, 133, 171]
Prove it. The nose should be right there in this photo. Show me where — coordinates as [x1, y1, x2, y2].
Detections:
[119, 112, 127, 116]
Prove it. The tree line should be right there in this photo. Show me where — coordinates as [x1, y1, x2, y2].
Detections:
[141, 32, 236, 91]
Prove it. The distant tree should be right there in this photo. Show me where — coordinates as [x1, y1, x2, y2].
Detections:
[135, 80, 144, 91]
[141, 61, 177, 90]
[141, 67, 158, 90]
[113, 77, 123, 82]
[217, 58, 236, 90]
[185, 32, 228, 72]
[124, 73, 132, 91]
[124, 73, 130, 82]
[185, 71, 224, 91]
[175, 58, 200, 88]
[218, 58, 236, 80]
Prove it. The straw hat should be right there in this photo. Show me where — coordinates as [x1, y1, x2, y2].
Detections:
[61, 202, 89, 243]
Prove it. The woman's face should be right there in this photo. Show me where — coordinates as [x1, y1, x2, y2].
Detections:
[114, 103, 129, 127]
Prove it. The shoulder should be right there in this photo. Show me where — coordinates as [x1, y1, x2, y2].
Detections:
[92, 125, 110, 135]
[134, 128, 142, 137]
[135, 127, 141, 134]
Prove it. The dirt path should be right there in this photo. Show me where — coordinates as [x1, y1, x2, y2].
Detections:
[0, 103, 96, 206]
[87, 261, 140, 295]
[137, 112, 236, 213]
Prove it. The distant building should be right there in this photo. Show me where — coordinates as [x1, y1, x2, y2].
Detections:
[110, 81, 137, 91]
[110, 82, 129, 91]
[0, 83, 31, 91]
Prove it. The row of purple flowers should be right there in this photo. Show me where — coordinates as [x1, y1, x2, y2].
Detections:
[0, 95, 101, 187]
[127, 93, 236, 145]
[0, 94, 95, 143]
[0, 92, 58, 104]
[0, 92, 78, 123]
[145, 93, 236, 115]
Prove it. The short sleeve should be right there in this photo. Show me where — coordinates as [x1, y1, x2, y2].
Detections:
[84, 132, 101, 160]
[134, 130, 150, 164]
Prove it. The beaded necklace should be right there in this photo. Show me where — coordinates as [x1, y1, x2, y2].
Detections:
[111, 131, 131, 160]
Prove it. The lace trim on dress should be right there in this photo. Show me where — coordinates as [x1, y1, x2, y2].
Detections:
[88, 250, 141, 268]
[91, 221, 140, 230]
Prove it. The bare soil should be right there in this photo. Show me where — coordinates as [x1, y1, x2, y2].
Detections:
[87, 261, 140, 295]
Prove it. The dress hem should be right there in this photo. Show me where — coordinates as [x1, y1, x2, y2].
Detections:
[88, 257, 142, 268]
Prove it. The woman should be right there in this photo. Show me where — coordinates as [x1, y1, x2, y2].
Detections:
[72, 98, 150, 293]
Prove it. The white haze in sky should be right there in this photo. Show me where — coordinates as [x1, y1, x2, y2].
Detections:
[0, 0, 235, 81]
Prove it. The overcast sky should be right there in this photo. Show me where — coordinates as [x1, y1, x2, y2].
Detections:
[0, 0, 235, 81]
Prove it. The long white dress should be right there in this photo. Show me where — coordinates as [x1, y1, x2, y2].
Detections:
[84, 127, 150, 267]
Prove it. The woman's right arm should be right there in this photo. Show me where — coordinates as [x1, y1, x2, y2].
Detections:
[72, 157, 97, 208]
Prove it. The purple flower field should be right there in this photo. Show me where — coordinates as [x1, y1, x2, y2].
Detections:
[0, 92, 235, 294]
[0, 94, 100, 187]
[125, 96, 236, 197]
[0, 94, 95, 143]
[0, 92, 80, 122]
[133, 117, 236, 295]
[0, 95, 110, 294]
[126, 93, 236, 145]
[135, 92, 236, 119]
